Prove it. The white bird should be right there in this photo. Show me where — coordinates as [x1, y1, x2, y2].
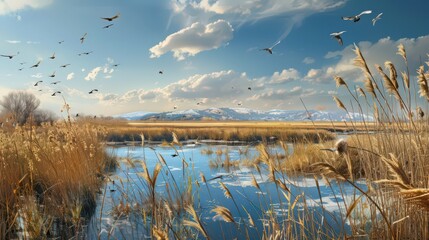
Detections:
[330, 31, 346, 46]
[372, 13, 383, 26]
[342, 10, 372, 22]
[320, 139, 348, 155]
[261, 40, 281, 54]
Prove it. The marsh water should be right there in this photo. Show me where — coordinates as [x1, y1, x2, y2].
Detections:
[86, 143, 367, 239]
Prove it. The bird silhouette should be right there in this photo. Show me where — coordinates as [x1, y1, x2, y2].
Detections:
[248, 87, 252, 90]
[372, 13, 383, 26]
[60, 64, 70, 68]
[112, 64, 120, 67]
[80, 33, 87, 44]
[103, 24, 114, 29]
[51, 81, 60, 84]
[171, 153, 179, 157]
[342, 10, 372, 22]
[1, 52, 19, 59]
[58, 40, 64, 44]
[50, 52, 55, 59]
[101, 13, 120, 21]
[159, 70, 163, 74]
[34, 80, 43, 86]
[18, 68, 24, 71]
[78, 51, 93, 56]
[30, 60, 41, 68]
[330, 31, 346, 46]
[49, 71, 56, 78]
[51, 91, 61, 96]
[261, 40, 281, 54]
[89, 89, 98, 94]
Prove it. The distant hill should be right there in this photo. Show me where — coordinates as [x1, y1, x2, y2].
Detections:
[116, 108, 373, 122]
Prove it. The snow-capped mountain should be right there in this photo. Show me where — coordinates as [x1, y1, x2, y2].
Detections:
[116, 107, 373, 122]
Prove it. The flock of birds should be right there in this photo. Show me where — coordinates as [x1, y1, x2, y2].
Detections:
[1, 7, 385, 115]
[1, 13, 122, 99]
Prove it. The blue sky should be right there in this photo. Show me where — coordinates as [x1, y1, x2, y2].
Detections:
[0, 0, 428, 116]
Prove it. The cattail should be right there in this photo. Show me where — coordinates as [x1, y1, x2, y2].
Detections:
[200, 172, 207, 183]
[333, 96, 347, 111]
[335, 76, 347, 88]
[417, 66, 429, 101]
[397, 43, 407, 62]
[385, 61, 398, 89]
[211, 205, 235, 223]
[335, 139, 348, 155]
[401, 71, 410, 89]
[219, 182, 232, 199]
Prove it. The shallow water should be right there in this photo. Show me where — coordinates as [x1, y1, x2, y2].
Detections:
[86, 143, 368, 239]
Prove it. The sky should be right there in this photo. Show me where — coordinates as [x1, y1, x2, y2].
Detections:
[0, 0, 428, 116]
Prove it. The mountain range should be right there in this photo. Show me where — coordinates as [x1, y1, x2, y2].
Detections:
[116, 107, 373, 122]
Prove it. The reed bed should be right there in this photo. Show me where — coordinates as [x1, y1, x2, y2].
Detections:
[0, 118, 115, 239]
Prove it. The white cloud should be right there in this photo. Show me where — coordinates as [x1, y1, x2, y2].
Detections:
[6, 40, 20, 44]
[269, 68, 300, 84]
[31, 73, 43, 78]
[323, 35, 429, 83]
[303, 57, 315, 64]
[149, 19, 233, 60]
[84, 67, 101, 81]
[0, 0, 53, 15]
[66, 72, 74, 81]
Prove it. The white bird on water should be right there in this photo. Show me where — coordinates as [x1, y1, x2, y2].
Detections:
[372, 13, 383, 26]
[330, 31, 346, 46]
[342, 10, 372, 22]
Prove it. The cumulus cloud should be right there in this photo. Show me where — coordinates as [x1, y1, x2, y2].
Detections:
[325, 35, 429, 82]
[84, 67, 101, 81]
[0, 0, 53, 15]
[269, 68, 301, 84]
[66, 72, 74, 81]
[149, 19, 233, 60]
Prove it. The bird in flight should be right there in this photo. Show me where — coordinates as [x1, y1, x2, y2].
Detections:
[103, 24, 114, 29]
[58, 40, 64, 44]
[34, 80, 43, 86]
[18, 67, 24, 71]
[248, 87, 252, 90]
[342, 10, 372, 22]
[1, 52, 19, 59]
[101, 13, 120, 21]
[78, 51, 93, 56]
[159, 70, 163, 74]
[372, 13, 383, 26]
[51, 81, 61, 85]
[261, 40, 281, 54]
[51, 91, 61, 96]
[49, 71, 56, 78]
[50, 52, 56, 59]
[30, 60, 41, 68]
[80, 33, 87, 44]
[330, 31, 346, 46]
[60, 64, 70, 68]
[112, 64, 120, 67]
[89, 89, 98, 94]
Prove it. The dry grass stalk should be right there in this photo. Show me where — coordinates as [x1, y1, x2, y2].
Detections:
[397, 43, 407, 62]
[183, 205, 209, 239]
[364, 77, 376, 97]
[353, 44, 373, 79]
[401, 71, 410, 89]
[417, 66, 429, 101]
[333, 96, 347, 111]
[384, 61, 398, 89]
[335, 76, 347, 88]
[211, 205, 235, 223]
[219, 182, 232, 199]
